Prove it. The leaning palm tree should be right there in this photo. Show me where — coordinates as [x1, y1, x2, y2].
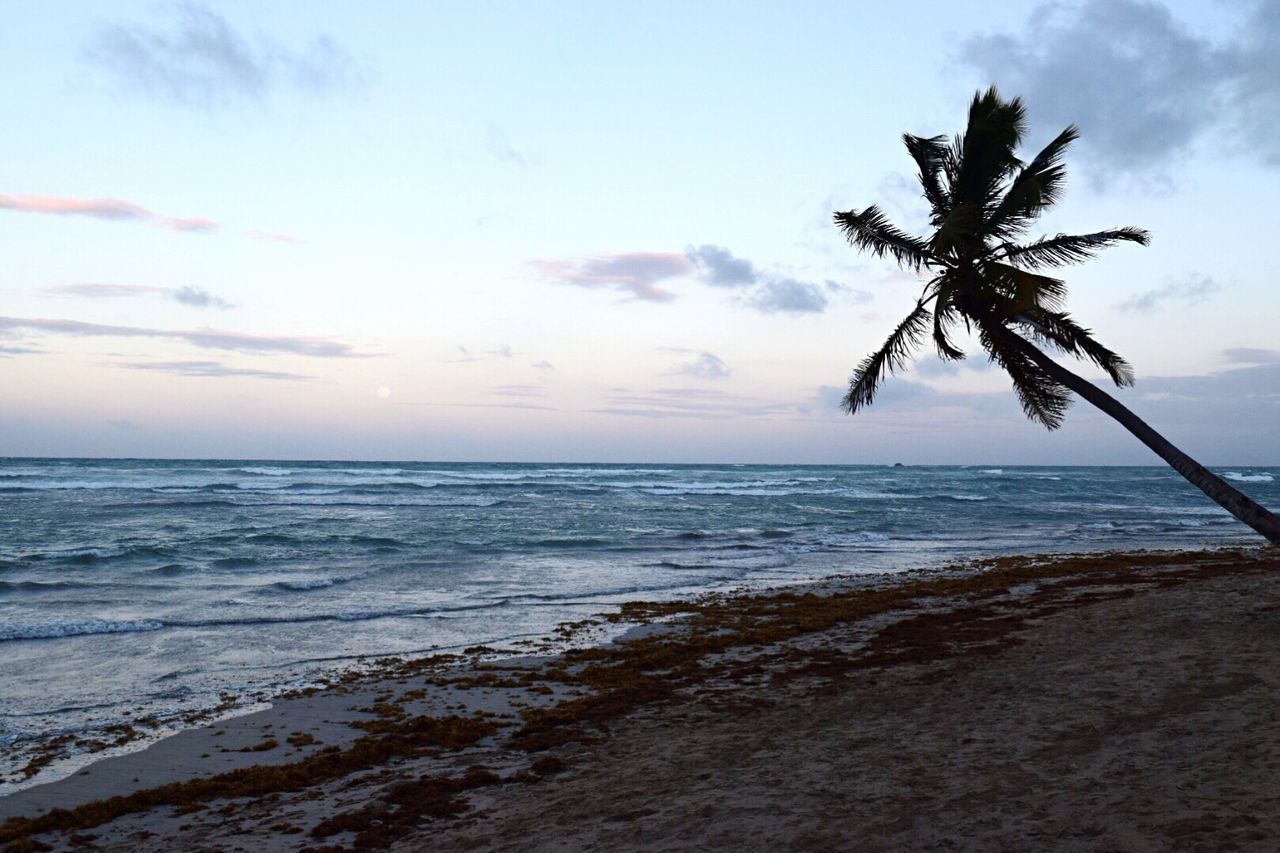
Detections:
[835, 87, 1280, 545]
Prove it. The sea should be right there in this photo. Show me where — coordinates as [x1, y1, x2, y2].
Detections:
[2, 458, 1276, 789]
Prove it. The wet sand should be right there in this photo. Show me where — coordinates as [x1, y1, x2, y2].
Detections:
[2, 547, 1277, 851]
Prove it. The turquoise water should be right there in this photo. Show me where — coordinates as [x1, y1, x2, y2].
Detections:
[1, 458, 1276, 785]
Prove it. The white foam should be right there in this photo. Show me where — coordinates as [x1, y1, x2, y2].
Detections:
[1224, 471, 1274, 483]
[0, 619, 165, 641]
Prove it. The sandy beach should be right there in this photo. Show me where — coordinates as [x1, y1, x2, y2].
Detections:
[2, 546, 1278, 851]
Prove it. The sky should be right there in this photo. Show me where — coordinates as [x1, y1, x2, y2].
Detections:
[1, 0, 1277, 464]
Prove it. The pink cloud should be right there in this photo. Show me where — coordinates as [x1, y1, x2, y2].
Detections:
[531, 252, 693, 302]
[0, 192, 218, 235]
[164, 216, 219, 233]
[0, 194, 151, 220]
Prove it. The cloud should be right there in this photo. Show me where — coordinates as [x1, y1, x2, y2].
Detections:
[0, 316, 365, 357]
[595, 387, 794, 420]
[171, 286, 233, 309]
[47, 283, 233, 309]
[118, 360, 311, 380]
[0, 193, 218, 233]
[447, 344, 519, 363]
[535, 245, 842, 315]
[83, 3, 366, 108]
[491, 384, 547, 397]
[749, 278, 829, 315]
[487, 127, 529, 168]
[685, 245, 759, 287]
[0, 344, 45, 356]
[531, 360, 555, 371]
[531, 253, 692, 302]
[824, 280, 874, 304]
[1224, 348, 1280, 365]
[958, 0, 1280, 179]
[667, 351, 731, 381]
[1114, 274, 1220, 313]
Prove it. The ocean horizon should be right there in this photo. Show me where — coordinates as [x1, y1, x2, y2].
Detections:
[2, 457, 1276, 791]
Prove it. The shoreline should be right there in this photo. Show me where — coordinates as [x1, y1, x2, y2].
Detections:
[2, 544, 1277, 849]
[2, 536, 1255, 797]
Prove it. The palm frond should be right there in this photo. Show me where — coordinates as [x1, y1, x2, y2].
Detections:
[1015, 309, 1134, 386]
[977, 320, 1071, 429]
[981, 261, 1068, 312]
[949, 87, 1026, 210]
[844, 300, 932, 414]
[930, 282, 966, 360]
[1001, 228, 1150, 268]
[833, 205, 935, 271]
[988, 125, 1077, 237]
[902, 133, 950, 221]
[929, 201, 985, 257]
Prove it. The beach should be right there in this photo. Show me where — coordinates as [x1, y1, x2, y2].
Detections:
[2, 546, 1277, 850]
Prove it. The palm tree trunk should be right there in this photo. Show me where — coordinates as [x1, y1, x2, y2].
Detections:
[1005, 330, 1280, 545]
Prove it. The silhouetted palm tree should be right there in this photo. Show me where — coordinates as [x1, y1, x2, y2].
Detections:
[835, 87, 1280, 545]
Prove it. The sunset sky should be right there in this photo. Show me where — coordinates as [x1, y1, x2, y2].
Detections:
[2, 0, 1277, 463]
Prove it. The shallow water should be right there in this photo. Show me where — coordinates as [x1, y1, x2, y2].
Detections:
[1, 458, 1275, 785]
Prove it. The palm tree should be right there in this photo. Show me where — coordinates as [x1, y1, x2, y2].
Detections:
[835, 87, 1280, 545]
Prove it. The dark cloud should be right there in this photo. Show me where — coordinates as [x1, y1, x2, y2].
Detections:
[1226, 0, 1280, 166]
[1114, 274, 1220, 313]
[685, 245, 759, 287]
[750, 279, 828, 315]
[959, 0, 1280, 179]
[48, 283, 233, 309]
[118, 360, 311, 380]
[172, 286, 233, 309]
[1224, 348, 1280, 365]
[667, 351, 731, 381]
[0, 316, 364, 358]
[84, 3, 366, 108]
[0, 193, 217, 233]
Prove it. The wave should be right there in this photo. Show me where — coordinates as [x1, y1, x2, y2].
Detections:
[270, 577, 342, 591]
[0, 600, 516, 644]
[145, 564, 197, 577]
[0, 580, 98, 594]
[1, 619, 164, 641]
[24, 547, 129, 564]
[238, 466, 292, 476]
[530, 537, 612, 548]
[1223, 471, 1274, 483]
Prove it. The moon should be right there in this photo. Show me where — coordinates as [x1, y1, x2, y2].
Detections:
[376, 386, 391, 399]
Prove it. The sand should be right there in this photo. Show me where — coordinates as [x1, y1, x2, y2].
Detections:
[2, 548, 1278, 851]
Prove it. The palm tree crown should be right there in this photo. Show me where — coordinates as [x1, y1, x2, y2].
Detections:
[835, 86, 1147, 429]
[835, 87, 1280, 546]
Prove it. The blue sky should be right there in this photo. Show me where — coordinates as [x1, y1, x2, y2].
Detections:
[1, 0, 1277, 463]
